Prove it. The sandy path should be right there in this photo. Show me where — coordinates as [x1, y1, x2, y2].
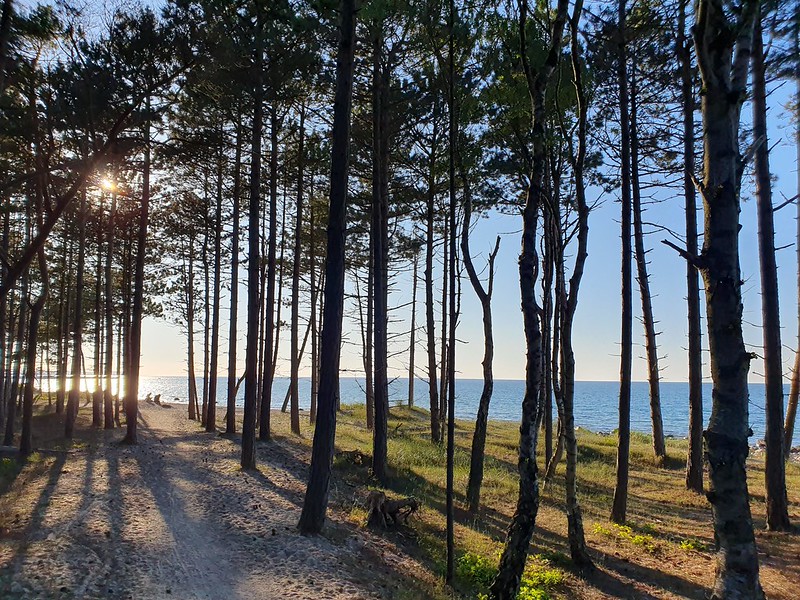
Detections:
[0, 404, 425, 600]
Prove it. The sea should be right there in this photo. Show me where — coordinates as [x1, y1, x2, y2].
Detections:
[123, 376, 799, 449]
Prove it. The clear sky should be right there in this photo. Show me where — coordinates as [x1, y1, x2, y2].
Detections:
[140, 81, 799, 386]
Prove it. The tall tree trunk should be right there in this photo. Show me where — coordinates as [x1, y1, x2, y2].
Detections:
[364, 245, 375, 430]
[559, 3, 593, 565]
[290, 107, 306, 435]
[226, 118, 242, 435]
[693, 0, 764, 596]
[0, 205, 9, 429]
[242, 10, 263, 469]
[259, 108, 279, 441]
[201, 207, 210, 426]
[187, 249, 198, 421]
[408, 251, 418, 407]
[298, 0, 356, 534]
[0, 0, 12, 97]
[490, 0, 569, 596]
[309, 194, 318, 423]
[678, 0, 704, 493]
[425, 106, 441, 443]
[65, 192, 87, 440]
[784, 3, 800, 458]
[92, 198, 104, 428]
[104, 187, 116, 429]
[629, 66, 666, 464]
[752, 11, 790, 531]
[439, 215, 448, 433]
[206, 144, 224, 433]
[371, 26, 389, 483]
[445, 0, 457, 580]
[123, 110, 151, 445]
[611, 0, 633, 524]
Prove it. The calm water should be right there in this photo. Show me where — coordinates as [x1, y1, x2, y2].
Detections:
[128, 376, 799, 448]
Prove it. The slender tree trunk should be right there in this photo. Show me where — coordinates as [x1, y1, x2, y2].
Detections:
[309, 195, 318, 423]
[206, 144, 224, 433]
[290, 107, 306, 435]
[187, 249, 198, 421]
[242, 9, 263, 469]
[0, 0, 12, 97]
[678, 0, 704, 493]
[371, 26, 389, 483]
[92, 198, 103, 427]
[123, 110, 151, 445]
[298, 0, 356, 533]
[408, 252, 418, 407]
[364, 249, 375, 430]
[462, 170, 500, 513]
[490, 1, 569, 596]
[559, 4, 593, 565]
[629, 66, 666, 464]
[693, 1, 764, 596]
[0, 206, 9, 429]
[445, 0, 458, 579]
[784, 1, 800, 457]
[259, 108, 279, 441]
[425, 107, 441, 443]
[104, 189, 116, 429]
[439, 215, 448, 433]
[611, 0, 633, 524]
[201, 207, 210, 426]
[65, 192, 87, 439]
[226, 118, 242, 435]
[752, 12, 790, 531]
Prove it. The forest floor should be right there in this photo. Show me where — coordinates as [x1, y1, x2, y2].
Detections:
[0, 400, 799, 600]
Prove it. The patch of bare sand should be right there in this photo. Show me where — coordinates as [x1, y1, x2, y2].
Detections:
[0, 404, 435, 600]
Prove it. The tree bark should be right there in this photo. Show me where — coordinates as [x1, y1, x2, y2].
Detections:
[206, 141, 224, 433]
[425, 105, 441, 443]
[694, 0, 764, 596]
[104, 187, 116, 429]
[629, 65, 666, 464]
[259, 108, 279, 441]
[752, 11, 790, 531]
[490, 0, 569, 596]
[611, 0, 633, 524]
[65, 192, 87, 440]
[408, 251, 418, 408]
[123, 109, 151, 445]
[784, 2, 800, 458]
[462, 170, 500, 513]
[242, 8, 264, 469]
[298, 0, 356, 534]
[677, 0, 704, 493]
[371, 26, 389, 484]
[226, 117, 242, 435]
[290, 107, 305, 435]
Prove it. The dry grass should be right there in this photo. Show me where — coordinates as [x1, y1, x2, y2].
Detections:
[290, 403, 800, 600]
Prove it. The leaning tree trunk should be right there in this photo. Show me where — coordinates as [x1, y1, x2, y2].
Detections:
[629, 66, 666, 464]
[677, 0, 704, 493]
[462, 167, 500, 513]
[611, 0, 633, 524]
[298, 0, 356, 534]
[752, 12, 790, 531]
[490, 0, 569, 596]
[693, 0, 764, 597]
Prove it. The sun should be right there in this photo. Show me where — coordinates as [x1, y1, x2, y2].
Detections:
[100, 177, 116, 192]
